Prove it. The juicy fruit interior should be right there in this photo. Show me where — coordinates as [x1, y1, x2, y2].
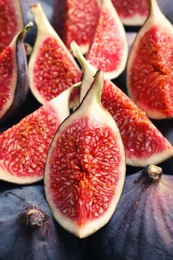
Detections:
[32, 37, 81, 102]
[87, 3, 126, 73]
[112, 0, 148, 18]
[47, 116, 123, 226]
[101, 80, 173, 166]
[0, 0, 23, 52]
[63, 0, 100, 52]
[0, 47, 14, 116]
[128, 26, 173, 118]
[0, 104, 60, 179]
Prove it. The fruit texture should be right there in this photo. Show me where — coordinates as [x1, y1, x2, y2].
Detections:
[0, 22, 32, 123]
[0, 185, 85, 260]
[112, 0, 149, 26]
[0, 0, 24, 53]
[44, 71, 125, 238]
[127, 0, 173, 119]
[52, 0, 101, 55]
[28, 3, 81, 105]
[90, 165, 173, 259]
[86, 0, 128, 80]
[0, 86, 75, 184]
[71, 41, 173, 167]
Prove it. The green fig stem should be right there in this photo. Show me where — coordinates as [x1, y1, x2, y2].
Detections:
[26, 209, 45, 228]
[143, 165, 162, 182]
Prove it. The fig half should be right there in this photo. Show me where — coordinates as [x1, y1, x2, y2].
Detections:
[127, 0, 173, 119]
[44, 70, 126, 238]
[0, 0, 24, 53]
[28, 3, 81, 105]
[86, 0, 128, 80]
[0, 22, 32, 123]
[112, 0, 149, 26]
[0, 84, 79, 184]
[52, 0, 101, 55]
[90, 165, 173, 259]
[71, 41, 173, 167]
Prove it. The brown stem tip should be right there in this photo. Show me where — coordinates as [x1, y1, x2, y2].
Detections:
[26, 209, 45, 228]
[143, 164, 162, 181]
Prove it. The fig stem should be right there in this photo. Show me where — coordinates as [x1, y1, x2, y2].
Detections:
[143, 165, 162, 181]
[26, 209, 45, 228]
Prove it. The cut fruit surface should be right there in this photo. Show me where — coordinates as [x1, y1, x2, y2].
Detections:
[127, 0, 173, 119]
[28, 3, 81, 105]
[86, 0, 128, 80]
[71, 41, 173, 167]
[52, 0, 101, 55]
[44, 70, 125, 238]
[102, 80, 173, 166]
[112, 0, 149, 26]
[0, 22, 32, 123]
[0, 86, 75, 184]
[0, 0, 24, 53]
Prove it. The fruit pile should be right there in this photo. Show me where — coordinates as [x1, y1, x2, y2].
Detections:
[0, 0, 173, 259]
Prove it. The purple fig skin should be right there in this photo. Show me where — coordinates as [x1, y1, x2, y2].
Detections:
[89, 165, 173, 260]
[0, 24, 32, 124]
[0, 185, 85, 260]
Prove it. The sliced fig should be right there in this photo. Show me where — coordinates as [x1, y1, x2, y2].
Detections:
[28, 3, 81, 105]
[71, 41, 173, 167]
[86, 0, 128, 80]
[0, 84, 78, 184]
[52, 0, 101, 55]
[0, 22, 33, 124]
[112, 0, 149, 26]
[127, 0, 173, 119]
[0, 0, 24, 53]
[90, 165, 173, 259]
[44, 70, 126, 238]
[0, 185, 85, 260]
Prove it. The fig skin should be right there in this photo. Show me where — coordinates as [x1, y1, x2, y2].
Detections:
[0, 23, 33, 124]
[0, 185, 85, 260]
[89, 165, 173, 260]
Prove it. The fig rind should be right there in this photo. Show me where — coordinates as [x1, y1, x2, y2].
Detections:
[0, 185, 85, 260]
[90, 165, 173, 259]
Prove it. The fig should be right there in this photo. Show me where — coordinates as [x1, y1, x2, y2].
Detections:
[0, 185, 85, 260]
[52, 0, 101, 55]
[0, 0, 24, 53]
[71, 41, 173, 167]
[28, 3, 81, 105]
[89, 165, 173, 260]
[44, 70, 126, 238]
[0, 22, 32, 124]
[86, 0, 128, 80]
[0, 84, 78, 184]
[112, 0, 149, 26]
[127, 0, 173, 119]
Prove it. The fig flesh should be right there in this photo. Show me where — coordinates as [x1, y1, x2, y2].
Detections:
[0, 185, 85, 260]
[112, 0, 149, 26]
[0, 85, 78, 184]
[28, 3, 81, 105]
[44, 70, 126, 238]
[71, 41, 173, 167]
[52, 0, 101, 55]
[0, 0, 24, 53]
[86, 0, 128, 80]
[0, 22, 32, 124]
[90, 165, 173, 260]
[127, 0, 173, 119]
